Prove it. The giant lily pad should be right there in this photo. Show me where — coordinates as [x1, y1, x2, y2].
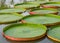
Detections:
[30, 8, 58, 15]
[21, 14, 60, 26]
[0, 8, 25, 13]
[27, 1, 47, 4]
[50, 0, 60, 2]
[42, 2, 60, 8]
[47, 25, 60, 42]
[0, 13, 23, 24]
[15, 2, 40, 9]
[3, 23, 47, 41]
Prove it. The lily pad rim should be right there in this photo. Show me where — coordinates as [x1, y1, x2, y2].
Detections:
[3, 23, 47, 38]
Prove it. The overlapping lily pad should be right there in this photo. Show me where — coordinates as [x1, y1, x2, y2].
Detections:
[0, 13, 23, 24]
[0, 8, 25, 13]
[15, 1, 40, 9]
[21, 14, 60, 26]
[42, 2, 60, 8]
[30, 8, 58, 15]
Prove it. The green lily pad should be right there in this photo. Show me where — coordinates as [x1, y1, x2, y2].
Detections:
[3, 23, 47, 38]
[43, 2, 60, 7]
[15, 2, 40, 9]
[50, 0, 60, 2]
[47, 25, 60, 42]
[31, 8, 58, 14]
[0, 13, 23, 24]
[22, 14, 60, 25]
[0, 8, 25, 13]
[27, 1, 47, 4]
